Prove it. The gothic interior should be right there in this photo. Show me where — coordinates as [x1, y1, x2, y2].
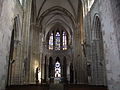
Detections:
[0, 0, 120, 90]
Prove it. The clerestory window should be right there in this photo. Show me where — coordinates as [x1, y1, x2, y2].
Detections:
[48, 30, 68, 50]
[49, 33, 53, 50]
[55, 32, 60, 50]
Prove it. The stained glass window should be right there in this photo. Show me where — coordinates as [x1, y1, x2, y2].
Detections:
[55, 32, 60, 50]
[48, 30, 68, 50]
[49, 33, 53, 50]
[55, 61, 61, 77]
[63, 32, 67, 50]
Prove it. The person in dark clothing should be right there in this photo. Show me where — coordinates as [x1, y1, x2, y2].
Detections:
[36, 67, 39, 84]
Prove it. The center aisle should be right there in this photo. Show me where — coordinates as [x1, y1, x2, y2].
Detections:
[49, 84, 64, 90]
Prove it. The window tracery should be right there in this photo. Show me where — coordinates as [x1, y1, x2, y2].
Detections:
[55, 61, 61, 77]
[49, 33, 53, 50]
[48, 30, 68, 50]
[55, 32, 60, 50]
[63, 32, 67, 50]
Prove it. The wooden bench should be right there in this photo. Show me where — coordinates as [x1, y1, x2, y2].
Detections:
[6, 84, 49, 90]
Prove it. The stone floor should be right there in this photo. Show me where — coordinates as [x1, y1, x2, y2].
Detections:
[49, 84, 64, 90]
[6, 84, 108, 90]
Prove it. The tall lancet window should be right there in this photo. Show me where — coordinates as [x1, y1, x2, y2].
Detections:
[63, 32, 67, 50]
[55, 61, 61, 77]
[49, 33, 53, 50]
[48, 30, 68, 50]
[55, 32, 60, 50]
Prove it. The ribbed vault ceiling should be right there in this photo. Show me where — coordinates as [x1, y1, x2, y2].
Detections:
[35, 0, 84, 36]
[36, 0, 80, 18]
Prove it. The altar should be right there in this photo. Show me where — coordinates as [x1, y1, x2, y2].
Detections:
[54, 77, 61, 84]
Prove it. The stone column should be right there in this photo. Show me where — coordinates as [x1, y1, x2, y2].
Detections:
[21, 0, 33, 84]
[44, 57, 47, 83]
[53, 31, 55, 50]
[70, 63, 74, 83]
[73, 24, 87, 84]
[60, 31, 63, 50]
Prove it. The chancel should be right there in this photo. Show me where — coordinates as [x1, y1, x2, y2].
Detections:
[0, 0, 120, 90]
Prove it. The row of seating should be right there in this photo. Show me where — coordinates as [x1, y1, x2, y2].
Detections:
[6, 84, 108, 90]
[64, 84, 108, 90]
[6, 84, 49, 90]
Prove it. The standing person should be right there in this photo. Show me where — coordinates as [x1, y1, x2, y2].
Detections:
[36, 67, 39, 84]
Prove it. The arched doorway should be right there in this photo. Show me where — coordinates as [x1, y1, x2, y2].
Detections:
[7, 29, 15, 86]
[91, 15, 107, 85]
[7, 16, 20, 85]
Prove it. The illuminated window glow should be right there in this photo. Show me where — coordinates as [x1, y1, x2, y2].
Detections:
[55, 32, 60, 50]
[49, 33, 53, 50]
[63, 32, 67, 50]
[48, 31, 68, 50]
[55, 61, 61, 77]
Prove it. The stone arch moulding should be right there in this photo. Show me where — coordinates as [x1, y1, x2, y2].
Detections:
[44, 20, 73, 38]
[91, 13, 107, 85]
[36, 6, 76, 27]
[91, 13, 102, 40]
[92, 13, 102, 28]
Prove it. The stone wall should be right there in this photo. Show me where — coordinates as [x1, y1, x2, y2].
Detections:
[0, 0, 120, 90]
[0, 0, 3, 17]
[86, 0, 120, 90]
[0, 0, 23, 89]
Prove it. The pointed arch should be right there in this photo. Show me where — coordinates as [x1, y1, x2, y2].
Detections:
[37, 6, 76, 27]
[91, 14, 107, 85]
